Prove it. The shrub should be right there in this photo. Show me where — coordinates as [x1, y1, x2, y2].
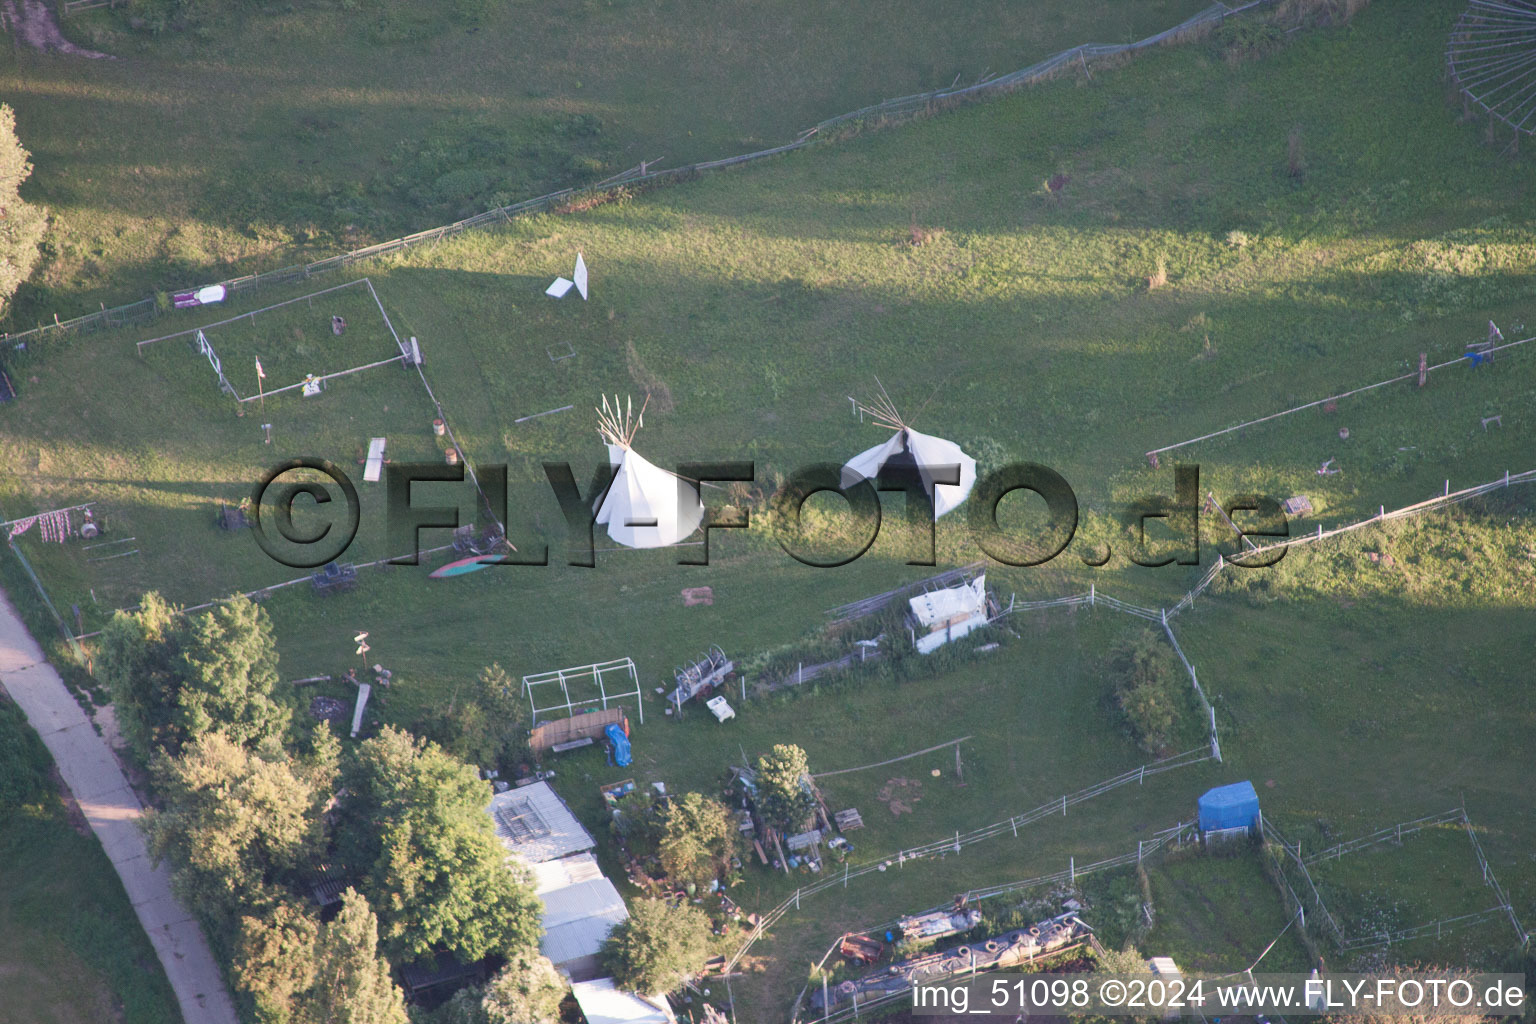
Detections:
[1108, 630, 1190, 754]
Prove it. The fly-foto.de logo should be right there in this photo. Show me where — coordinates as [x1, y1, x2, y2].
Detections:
[249, 458, 1290, 572]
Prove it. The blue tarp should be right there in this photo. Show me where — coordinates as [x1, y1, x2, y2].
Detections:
[1198, 780, 1260, 832]
[605, 724, 632, 767]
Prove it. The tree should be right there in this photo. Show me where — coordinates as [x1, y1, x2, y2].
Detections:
[97, 591, 183, 764]
[144, 733, 325, 923]
[411, 663, 528, 771]
[337, 727, 541, 962]
[0, 104, 47, 319]
[479, 949, 566, 1024]
[233, 899, 320, 1024]
[601, 898, 712, 996]
[231, 891, 407, 1024]
[97, 593, 290, 764]
[174, 596, 290, 753]
[754, 744, 815, 835]
[298, 889, 408, 1024]
[658, 792, 738, 890]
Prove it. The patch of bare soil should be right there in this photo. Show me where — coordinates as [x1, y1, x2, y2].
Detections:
[624, 339, 674, 412]
[3, 0, 113, 58]
[877, 776, 923, 816]
[48, 766, 91, 836]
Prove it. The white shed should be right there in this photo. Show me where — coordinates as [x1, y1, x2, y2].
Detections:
[907, 573, 989, 653]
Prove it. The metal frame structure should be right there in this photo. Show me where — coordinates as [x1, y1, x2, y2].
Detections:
[138, 279, 410, 404]
[1448, 1, 1536, 142]
[521, 657, 644, 725]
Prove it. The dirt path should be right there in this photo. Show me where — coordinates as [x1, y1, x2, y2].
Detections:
[0, 586, 237, 1024]
[2, 0, 113, 58]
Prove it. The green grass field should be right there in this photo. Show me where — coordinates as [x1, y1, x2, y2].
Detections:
[1142, 846, 1312, 974]
[3, 0, 1536, 1019]
[1, 0, 1208, 323]
[0, 699, 182, 1024]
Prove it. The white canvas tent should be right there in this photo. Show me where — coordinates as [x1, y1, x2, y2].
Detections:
[592, 395, 704, 549]
[840, 387, 976, 519]
[842, 427, 976, 519]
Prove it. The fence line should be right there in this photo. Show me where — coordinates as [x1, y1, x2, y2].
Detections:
[133, 278, 371, 350]
[957, 819, 1197, 904]
[1168, 468, 1536, 619]
[796, 820, 1197, 1024]
[1303, 808, 1466, 864]
[1267, 810, 1529, 952]
[1462, 816, 1528, 945]
[70, 541, 457, 640]
[722, 749, 1211, 974]
[359, 277, 505, 534]
[1145, 333, 1536, 460]
[1262, 819, 1346, 945]
[1160, 609, 1221, 763]
[5, 1, 1279, 350]
[1335, 907, 1513, 952]
[237, 354, 404, 401]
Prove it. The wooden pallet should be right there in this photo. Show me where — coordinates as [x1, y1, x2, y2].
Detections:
[834, 807, 864, 831]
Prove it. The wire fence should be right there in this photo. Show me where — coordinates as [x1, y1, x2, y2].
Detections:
[1144, 332, 1536, 463]
[1302, 809, 1466, 865]
[1167, 469, 1536, 619]
[722, 748, 1213, 974]
[958, 818, 1198, 905]
[4, 0, 1278, 352]
[1335, 907, 1515, 953]
[794, 819, 1197, 1024]
[1263, 819, 1348, 946]
[1265, 809, 1530, 953]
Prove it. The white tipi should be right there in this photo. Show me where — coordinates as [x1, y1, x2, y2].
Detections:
[840, 386, 976, 519]
[593, 395, 704, 549]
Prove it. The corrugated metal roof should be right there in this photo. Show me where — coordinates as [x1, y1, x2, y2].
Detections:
[530, 851, 604, 894]
[487, 781, 596, 863]
[542, 878, 626, 930]
[540, 877, 629, 968]
[572, 978, 675, 1024]
[545, 909, 629, 968]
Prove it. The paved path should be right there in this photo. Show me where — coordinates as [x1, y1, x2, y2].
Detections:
[0, 587, 239, 1024]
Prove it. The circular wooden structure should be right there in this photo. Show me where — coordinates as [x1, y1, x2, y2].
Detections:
[1449, 1, 1536, 138]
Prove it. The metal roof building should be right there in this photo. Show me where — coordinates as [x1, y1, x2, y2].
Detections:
[571, 978, 675, 1024]
[487, 781, 597, 864]
[528, 850, 604, 895]
[484, 784, 637, 985]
